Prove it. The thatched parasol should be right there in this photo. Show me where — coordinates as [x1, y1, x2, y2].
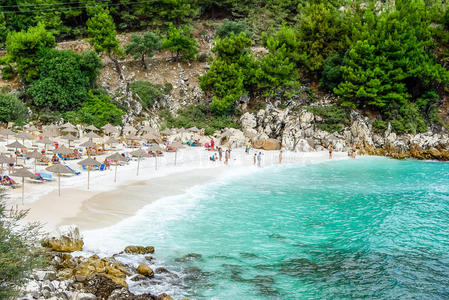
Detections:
[53, 145, 73, 156]
[61, 127, 77, 134]
[11, 167, 34, 204]
[42, 130, 59, 138]
[80, 140, 97, 149]
[0, 154, 15, 175]
[102, 123, 118, 135]
[61, 133, 77, 147]
[106, 152, 128, 182]
[86, 125, 99, 131]
[170, 142, 185, 165]
[0, 129, 15, 143]
[78, 157, 100, 190]
[61, 122, 75, 129]
[85, 131, 101, 139]
[16, 131, 33, 142]
[27, 150, 44, 173]
[46, 164, 74, 196]
[148, 144, 162, 170]
[105, 137, 120, 145]
[6, 140, 26, 150]
[130, 148, 149, 176]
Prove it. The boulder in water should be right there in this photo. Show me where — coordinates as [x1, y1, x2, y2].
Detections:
[124, 245, 155, 254]
[41, 225, 84, 252]
[136, 264, 154, 278]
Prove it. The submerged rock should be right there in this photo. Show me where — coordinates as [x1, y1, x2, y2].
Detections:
[41, 225, 84, 252]
[124, 245, 155, 255]
[136, 264, 154, 278]
[174, 253, 203, 262]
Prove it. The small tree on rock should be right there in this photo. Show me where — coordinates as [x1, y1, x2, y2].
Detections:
[125, 32, 161, 69]
[162, 23, 199, 61]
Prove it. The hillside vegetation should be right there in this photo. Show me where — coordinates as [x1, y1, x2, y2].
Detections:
[0, 0, 448, 135]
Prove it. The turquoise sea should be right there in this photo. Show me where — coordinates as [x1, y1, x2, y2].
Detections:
[85, 157, 449, 299]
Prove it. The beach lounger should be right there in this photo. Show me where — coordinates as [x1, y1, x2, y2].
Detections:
[99, 164, 106, 171]
[40, 172, 54, 181]
[27, 174, 45, 183]
[64, 164, 80, 175]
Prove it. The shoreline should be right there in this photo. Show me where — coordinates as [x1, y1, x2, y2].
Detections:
[5, 148, 349, 233]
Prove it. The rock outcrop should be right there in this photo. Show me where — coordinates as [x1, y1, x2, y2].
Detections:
[41, 225, 84, 252]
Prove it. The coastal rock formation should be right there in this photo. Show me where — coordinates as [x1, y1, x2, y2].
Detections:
[236, 105, 449, 160]
[20, 243, 175, 300]
[41, 225, 84, 252]
[253, 138, 282, 150]
[136, 264, 154, 278]
[124, 245, 155, 254]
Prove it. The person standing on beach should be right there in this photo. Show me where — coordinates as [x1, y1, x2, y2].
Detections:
[352, 145, 356, 159]
[257, 152, 262, 167]
[279, 150, 283, 164]
[254, 153, 257, 165]
[225, 150, 229, 165]
[218, 147, 223, 161]
[211, 138, 215, 150]
[328, 142, 333, 159]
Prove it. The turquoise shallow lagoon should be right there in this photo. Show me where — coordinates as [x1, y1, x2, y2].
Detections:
[85, 157, 449, 299]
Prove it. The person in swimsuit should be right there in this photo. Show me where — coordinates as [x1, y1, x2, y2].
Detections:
[279, 150, 283, 164]
[328, 142, 333, 159]
[254, 153, 257, 165]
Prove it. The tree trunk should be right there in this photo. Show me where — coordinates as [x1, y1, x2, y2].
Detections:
[141, 54, 147, 69]
[109, 54, 123, 80]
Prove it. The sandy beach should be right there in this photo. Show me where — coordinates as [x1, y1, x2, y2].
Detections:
[4, 146, 348, 233]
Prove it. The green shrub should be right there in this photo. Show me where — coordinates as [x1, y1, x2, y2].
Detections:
[321, 52, 343, 91]
[162, 23, 199, 61]
[0, 93, 28, 125]
[307, 104, 350, 133]
[161, 104, 239, 135]
[372, 119, 388, 134]
[28, 49, 102, 111]
[3, 23, 56, 82]
[215, 19, 252, 38]
[0, 194, 45, 298]
[65, 90, 124, 128]
[129, 80, 170, 109]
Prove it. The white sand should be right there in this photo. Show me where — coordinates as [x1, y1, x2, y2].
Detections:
[2, 144, 349, 232]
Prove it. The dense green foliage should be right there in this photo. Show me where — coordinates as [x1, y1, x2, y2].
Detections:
[200, 33, 257, 113]
[28, 49, 102, 111]
[162, 24, 199, 61]
[0, 196, 44, 298]
[65, 90, 124, 129]
[2, 23, 55, 82]
[125, 32, 161, 69]
[130, 80, 172, 109]
[306, 105, 350, 133]
[0, 92, 28, 125]
[161, 104, 239, 135]
[215, 19, 252, 38]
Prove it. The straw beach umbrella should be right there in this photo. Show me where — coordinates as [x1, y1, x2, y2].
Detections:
[171, 142, 185, 166]
[0, 128, 15, 143]
[38, 137, 53, 151]
[85, 131, 101, 139]
[46, 164, 74, 196]
[80, 140, 97, 156]
[102, 123, 118, 135]
[78, 157, 100, 190]
[6, 140, 26, 164]
[53, 145, 73, 156]
[107, 152, 128, 182]
[105, 137, 120, 146]
[148, 144, 162, 170]
[16, 131, 33, 144]
[0, 154, 14, 175]
[86, 125, 99, 131]
[11, 167, 34, 204]
[130, 148, 149, 176]
[27, 149, 44, 173]
[61, 127, 77, 134]
[61, 133, 77, 147]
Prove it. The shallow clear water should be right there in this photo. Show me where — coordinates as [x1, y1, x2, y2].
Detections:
[85, 157, 449, 299]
